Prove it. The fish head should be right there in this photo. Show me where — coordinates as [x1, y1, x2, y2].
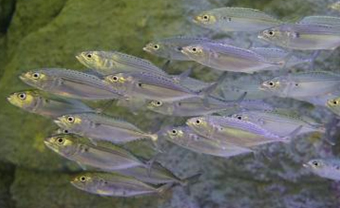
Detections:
[304, 159, 331, 178]
[143, 42, 168, 57]
[7, 90, 40, 110]
[231, 113, 250, 122]
[258, 27, 285, 44]
[165, 127, 184, 141]
[103, 73, 132, 92]
[19, 70, 50, 89]
[44, 134, 79, 156]
[186, 116, 209, 131]
[193, 11, 217, 27]
[147, 100, 172, 113]
[54, 114, 83, 130]
[181, 44, 207, 60]
[71, 173, 97, 192]
[326, 98, 340, 108]
[259, 77, 284, 94]
[76, 51, 103, 69]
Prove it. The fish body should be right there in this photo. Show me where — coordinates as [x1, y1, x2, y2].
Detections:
[186, 116, 286, 148]
[161, 126, 252, 157]
[103, 72, 213, 102]
[170, 75, 213, 91]
[76, 51, 167, 76]
[71, 172, 171, 197]
[143, 36, 217, 60]
[258, 24, 340, 50]
[250, 47, 310, 70]
[44, 134, 146, 170]
[181, 42, 280, 73]
[231, 109, 325, 136]
[260, 71, 340, 98]
[193, 7, 282, 32]
[20, 68, 121, 100]
[54, 113, 157, 143]
[304, 158, 340, 181]
[298, 16, 340, 27]
[7, 90, 94, 118]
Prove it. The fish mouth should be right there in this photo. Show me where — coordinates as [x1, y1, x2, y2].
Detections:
[302, 163, 309, 168]
[53, 119, 63, 126]
[257, 34, 264, 39]
[19, 74, 26, 81]
[142, 47, 150, 52]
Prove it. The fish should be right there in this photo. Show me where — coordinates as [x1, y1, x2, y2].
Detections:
[53, 113, 158, 144]
[329, 1, 340, 11]
[170, 74, 213, 92]
[260, 71, 340, 98]
[117, 160, 200, 185]
[71, 172, 173, 197]
[193, 7, 282, 32]
[44, 134, 147, 170]
[143, 36, 218, 61]
[298, 16, 340, 27]
[326, 96, 340, 116]
[103, 71, 218, 102]
[258, 24, 340, 50]
[180, 42, 282, 73]
[6, 90, 94, 118]
[302, 91, 340, 106]
[250, 47, 311, 70]
[303, 158, 340, 181]
[160, 126, 252, 157]
[19, 68, 122, 100]
[76, 51, 167, 76]
[186, 116, 291, 148]
[230, 109, 325, 137]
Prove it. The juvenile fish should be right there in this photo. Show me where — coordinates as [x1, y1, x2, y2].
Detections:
[304, 158, 340, 181]
[298, 16, 340, 27]
[143, 36, 217, 60]
[20, 68, 122, 100]
[161, 126, 252, 157]
[326, 96, 340, 116]
[54, 113, 158, 143]
[7, 90, 94, 118]
[193, 7, 282, 32]
[181, 42, 281, 73]
[76, 51, 167, 76]
[260, 71, 340, 98]
[71, 172, 172, 197]
[250, 47, 311, 69]
[186, 116, 290, 148]
[231, 109, 325, 137]
[118, 160, 200, 185]
[258, 24, 340, 50]
[103, 71, 217, 102]
[44, 134, 147, 170]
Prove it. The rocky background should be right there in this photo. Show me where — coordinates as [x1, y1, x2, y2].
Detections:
[0, 0, 340, 207]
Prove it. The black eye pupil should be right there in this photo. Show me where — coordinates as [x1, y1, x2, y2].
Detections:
[238, 116, 242, 120]
[334, 101, 337, 105]
[154, 45, 158, 49]
[87, 54, 92, 58]
[113, 77, 118, 80]
[33, 73, 39, 78]
[57, 138, 63, 143]
[192, 48, 197, 52]
[68, 117, 74, 122]
[204, 15, 208, 19]
[196, 120, 200, 124]
[64, 130, 69, 134]
[172, 130, 176, 134]
[313, 161, 319, 166]
[138, 83, 142, 87]
[80, 177, 86, 181]
[269, 31, 274, 35]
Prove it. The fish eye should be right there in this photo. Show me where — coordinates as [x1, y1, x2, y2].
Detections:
[32, 72, 40, 79]
[56, 137, 64, 144]
[63, 129, 69, 134]
[202, 14, 209, 20]
[86, 54, 92, 58]
[80, 176, 86, 182]
[111, 76, 119, 82]
[268, 30, 275, 36]
[153, 100, 162, 106]
[67, 116, 75, 123]
[170, 129, 178, 135]
[195, 119, 201, 125]
[18, 93, 26, 100]
[268, 81, 275, 87]
[332, 100, 339, 105]
[237, 116, 242, 120]
[312, 161, 320, 167]
[153, 44, 160, 50]
[191, 47, 198, 53]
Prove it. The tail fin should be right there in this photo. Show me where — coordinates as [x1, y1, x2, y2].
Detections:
[156, 183, 174, 198]
[180, 173, 202, 186]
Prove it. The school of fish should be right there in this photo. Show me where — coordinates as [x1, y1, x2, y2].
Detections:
[8, 5, 340, 198]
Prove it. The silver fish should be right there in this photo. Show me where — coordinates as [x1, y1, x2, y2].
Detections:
[103, 72, 217, 102]
[7, 90, 94, 118]
[143, 36, 217, 60]
[260, 71, 340, 98]
[250, 47, 311, 70]
[193, 7, 282, 32]
[20, 68, 122, 100]
[161, 126, 252, 157]
[76, 51, 167, 76]
[186, 116, 289, 148]
[326, 95, 340, 116]
[44, 134, 147, 170]
[71, 172, 172, 197]
[230, 109, 325, 137]
[181, 42, 281, 73]
[258, 24, 340, 50]
[298, 16, 340, 27]
[54, 113, 158, 143]
[304, 158, 340, 181]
